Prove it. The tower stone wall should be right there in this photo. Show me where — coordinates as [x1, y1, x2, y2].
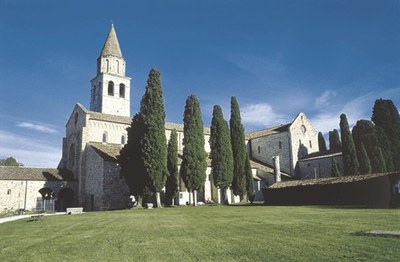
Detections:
[90, 24, 131, 117]
[289, 113, 319, 176]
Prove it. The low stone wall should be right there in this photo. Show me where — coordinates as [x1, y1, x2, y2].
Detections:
[263, 173, 400, 208]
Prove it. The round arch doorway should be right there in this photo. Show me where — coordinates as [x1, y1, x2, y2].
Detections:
[57, 188, 74, 211]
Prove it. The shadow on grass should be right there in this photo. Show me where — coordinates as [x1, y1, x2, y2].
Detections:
[305, 205, 389, 210]
[351, 231, 400, 239]
[227, 203, 265, 207]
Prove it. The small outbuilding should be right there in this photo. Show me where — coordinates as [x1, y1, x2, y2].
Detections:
[0, 166, 76, 212]
[263, 172, 400, 208]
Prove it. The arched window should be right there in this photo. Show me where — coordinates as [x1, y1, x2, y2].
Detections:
[121, 135, 126, 144]
[106, 59, 109, 72]
[116, 60, 120, 73]
[102, 132, 108, 143]
[119, 84, 125, 98]
[279, 141, 282, 149]
[74, 112, 78, 125]
[108, 81, 114, 96]
[257, 146, 261, 154]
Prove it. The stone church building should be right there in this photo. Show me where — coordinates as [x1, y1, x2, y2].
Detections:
[1, 25, 342, 212]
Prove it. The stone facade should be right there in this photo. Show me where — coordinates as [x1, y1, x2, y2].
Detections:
[288, 113, 320, 176]
[1, 24, 346, 213]
[247, 113, 319, 177]
[297, 152, 344, 179]
[55, 24, 333, 211]
[81, 145, 130, 210]
[249, 131, 291, 174]
[0, 167, 76, 212]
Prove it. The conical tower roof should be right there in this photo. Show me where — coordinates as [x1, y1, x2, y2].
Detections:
[100, 24, 123, 58]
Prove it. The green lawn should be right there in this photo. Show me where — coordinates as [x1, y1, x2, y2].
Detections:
[0, 205, 399, 261]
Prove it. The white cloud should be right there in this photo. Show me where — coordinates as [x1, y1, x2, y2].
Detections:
[0, 130, 61, 168]
[310, 91, 391, 134]
[241, 103, 289, 128]
[227, 54, 286, 82]
[16, 122, 57, 134]
[315, 90, 336, 108]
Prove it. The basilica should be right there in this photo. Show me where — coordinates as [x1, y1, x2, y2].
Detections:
[0, 25, 343, 212]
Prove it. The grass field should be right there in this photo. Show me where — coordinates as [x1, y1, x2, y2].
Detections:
[0, 205, 399, 261]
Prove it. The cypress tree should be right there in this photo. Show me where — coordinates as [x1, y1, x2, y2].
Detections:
[358, 143, 372, 175]
[165, 129, 179, 206]
[180, 95, 207, 206]
[376, 127, 394, 172]
[244, 152, 255, 203]
[331, 157, 341, 177]
[318, 132, 327, 151]
[370, 147, 387, 173]
[118, 113, 151, 207]
[340, 113, 360, 176]
[140, 68, 168, 207]
[230, 97, 247, 199]
[372, 99, 400, 171]
[329, 129, 342, 151]
[210, 105, 234, 204]
[352, 120, 387, 173]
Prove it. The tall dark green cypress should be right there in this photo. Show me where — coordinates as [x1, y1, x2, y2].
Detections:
[318, 132, 327, 151]
[210, 105, 234, 204]
[329, 129, 342, 151]
[140, 68, 168, 207]
[244, 152, 255, 203]
[375, 127, 394, 172]
[352, 120, 386, 173]
[118, 113, 151, 207]
[340, 114, 360, 176]
[230, 97, 247, 199]
[358, 143, 372, 175]
[372, 99, 400, 171]
[165, 129, 179, 206]
[331, 157, 341, 177]
[180, 95, 207, 206]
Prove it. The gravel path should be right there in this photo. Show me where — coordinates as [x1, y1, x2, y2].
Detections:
[0, 213, 65, 224]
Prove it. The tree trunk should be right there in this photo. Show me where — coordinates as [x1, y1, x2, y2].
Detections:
[222, 188, 229, 205]
[193, 190, 198, 206]
[171, 198, 175, 206]
[242, 193, 248, 203]
[136, 195, 143, 208]
[189, 191, 193, 205]
[156, 192, 162, 208]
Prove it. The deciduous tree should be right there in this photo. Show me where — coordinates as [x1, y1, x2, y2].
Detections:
[0, 157, 22, 166]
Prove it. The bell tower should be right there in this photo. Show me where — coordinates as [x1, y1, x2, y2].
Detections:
[90, 24, 131, 117]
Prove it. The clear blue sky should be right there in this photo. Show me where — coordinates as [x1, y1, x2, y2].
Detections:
[0, 0, 399, 167]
